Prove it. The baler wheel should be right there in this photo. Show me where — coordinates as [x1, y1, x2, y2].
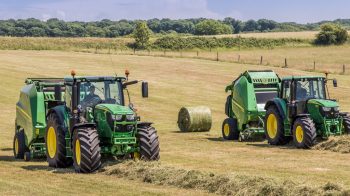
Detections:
[73, 128, 101, 173]
[265, 106, 288, 145]
[222, 118, 239, 140]
[45, 112, 72, 168]
[137, 125, 160, 160]
[292, 117, 316, 148]
[343, 115, 350, 134]
[13, 130, 26, 159]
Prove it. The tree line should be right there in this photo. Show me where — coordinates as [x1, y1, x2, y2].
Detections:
[1, 18, 350, 37]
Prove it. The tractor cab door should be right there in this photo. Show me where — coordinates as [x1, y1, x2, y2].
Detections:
[281, 80, 295, 118]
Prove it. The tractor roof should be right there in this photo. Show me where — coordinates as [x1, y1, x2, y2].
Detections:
[282, 76, 325, 80]
[64, 76, 126, 82]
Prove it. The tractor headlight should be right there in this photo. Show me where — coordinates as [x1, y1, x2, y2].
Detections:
[333, 106, 339, 112]
[112, 114, 123, 121]
[322, 107, 332, 112]
[126, 114, 135, 121]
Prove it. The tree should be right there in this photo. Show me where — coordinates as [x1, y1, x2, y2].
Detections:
[194, 19, 232, 35]
[133, 21, 151, 49]
[315, 23, 348, 45]
[27, 27, 46, 37]
[243, 20, 258, 32]
[224, 17, 243, 33]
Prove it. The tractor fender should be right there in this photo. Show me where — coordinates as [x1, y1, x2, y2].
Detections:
[225, 95, 232, 117]
[265, 99, 286, 119]
[137, 122, 153, 128]
[72, 123, 96, 132]
[47, 105, 69, 129]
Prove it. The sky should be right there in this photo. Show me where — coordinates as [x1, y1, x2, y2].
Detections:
[0, 0, 349, 23]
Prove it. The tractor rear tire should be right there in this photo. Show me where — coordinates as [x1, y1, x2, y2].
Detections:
[13, 130, 26, 159]
[265, 106, 288, 145]
[73, 128, 101, 173]
[292, 117, 316, 149]
[137, 125, 160, 160]
[45, 112, 72, 168]
[222, 118, 239, 140]
[343, 115, 350, 134]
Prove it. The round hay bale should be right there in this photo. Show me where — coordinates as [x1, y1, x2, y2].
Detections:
[177, 106, 212, 132]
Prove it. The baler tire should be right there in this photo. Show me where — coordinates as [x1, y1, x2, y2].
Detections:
[222, 118, 239, 140]
[45, 112, 72, 168]
[343, 115, 350, 134]
[292, 117, 316, 149]
[13, 130, 26, 159]
[137, 126, 160, 161]
[265, 106, 288, 145]
[73, 128, 101, 173]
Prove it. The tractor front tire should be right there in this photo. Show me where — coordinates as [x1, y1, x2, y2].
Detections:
[73, 128, 101, 173]
[292, 117, 316, 149]
[265, 106, 288, 145]
[343, 115, 350, 134]
[45, 112, 72, 168]
[137, 125, 160, 160]
[13, 130, 26, 159]
[222, 118, 239, 140]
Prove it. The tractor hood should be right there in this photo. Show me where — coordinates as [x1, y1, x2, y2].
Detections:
[95, 104, 134, 115]
[307, 99, 340, 122]
[307, 99, 339, 108]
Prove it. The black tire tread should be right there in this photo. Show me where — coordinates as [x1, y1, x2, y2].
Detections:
[73, 128, 101, 173]
[222, 118, 239, 140]
[13, 130, 26, 159]
[137, 126, 160, 160]
[343, 115, 350, 134]
[45, 112, 72, 168]
[265, 106, 288, 145]
[293, 117, 317, 149]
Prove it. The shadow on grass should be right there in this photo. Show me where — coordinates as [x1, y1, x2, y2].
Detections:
[247, 142, 296, 149]
[206, 137, 226, 142]
[0, 155, 15, 162]
[1, 148, 13, 152]
[21, 165, 74, 174]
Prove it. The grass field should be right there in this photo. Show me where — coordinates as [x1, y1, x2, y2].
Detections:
[1, 50, 350, 195]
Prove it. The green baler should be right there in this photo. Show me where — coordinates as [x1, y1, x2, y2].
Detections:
[14, 72, 160, 173]
[15, 78, 65, 160]
[222, 70, 281, 141]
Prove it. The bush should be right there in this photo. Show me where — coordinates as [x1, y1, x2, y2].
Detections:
[195, 20, 233, 35]
[315, 23, 348, 45]
[152, 36, 306, 50]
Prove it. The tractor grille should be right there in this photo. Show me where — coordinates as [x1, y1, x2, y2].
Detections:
[115, 125, 134, 132]
[320, 107, 339, 118]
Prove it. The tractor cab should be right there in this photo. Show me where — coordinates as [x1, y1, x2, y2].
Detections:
[264, 75, 349, 149]
[280, 76, 339, 122]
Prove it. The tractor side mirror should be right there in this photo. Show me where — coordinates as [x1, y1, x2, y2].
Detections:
[142, 81, 148, 98]
[333, 79, 337, 87]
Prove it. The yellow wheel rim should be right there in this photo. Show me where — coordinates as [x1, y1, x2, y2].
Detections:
[133, 152, 140, 160]
[47, 127, 57, 159]
[75, 139, 81, 166]
[14, 138, 19, 155]
[267, 114, 278, 139]
[295, 125, 304, 143]
[223, 123, 230, 137]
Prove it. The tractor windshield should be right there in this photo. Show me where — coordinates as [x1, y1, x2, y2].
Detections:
[295, 79, 326, 100]
[65, 80, 123, 111]
[79, 81, 123, 106]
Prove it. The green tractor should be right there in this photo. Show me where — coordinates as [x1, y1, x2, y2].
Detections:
[222, 70, 281, 141]
[14, 70, 160, 173]
[264, 75, 350, 148]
